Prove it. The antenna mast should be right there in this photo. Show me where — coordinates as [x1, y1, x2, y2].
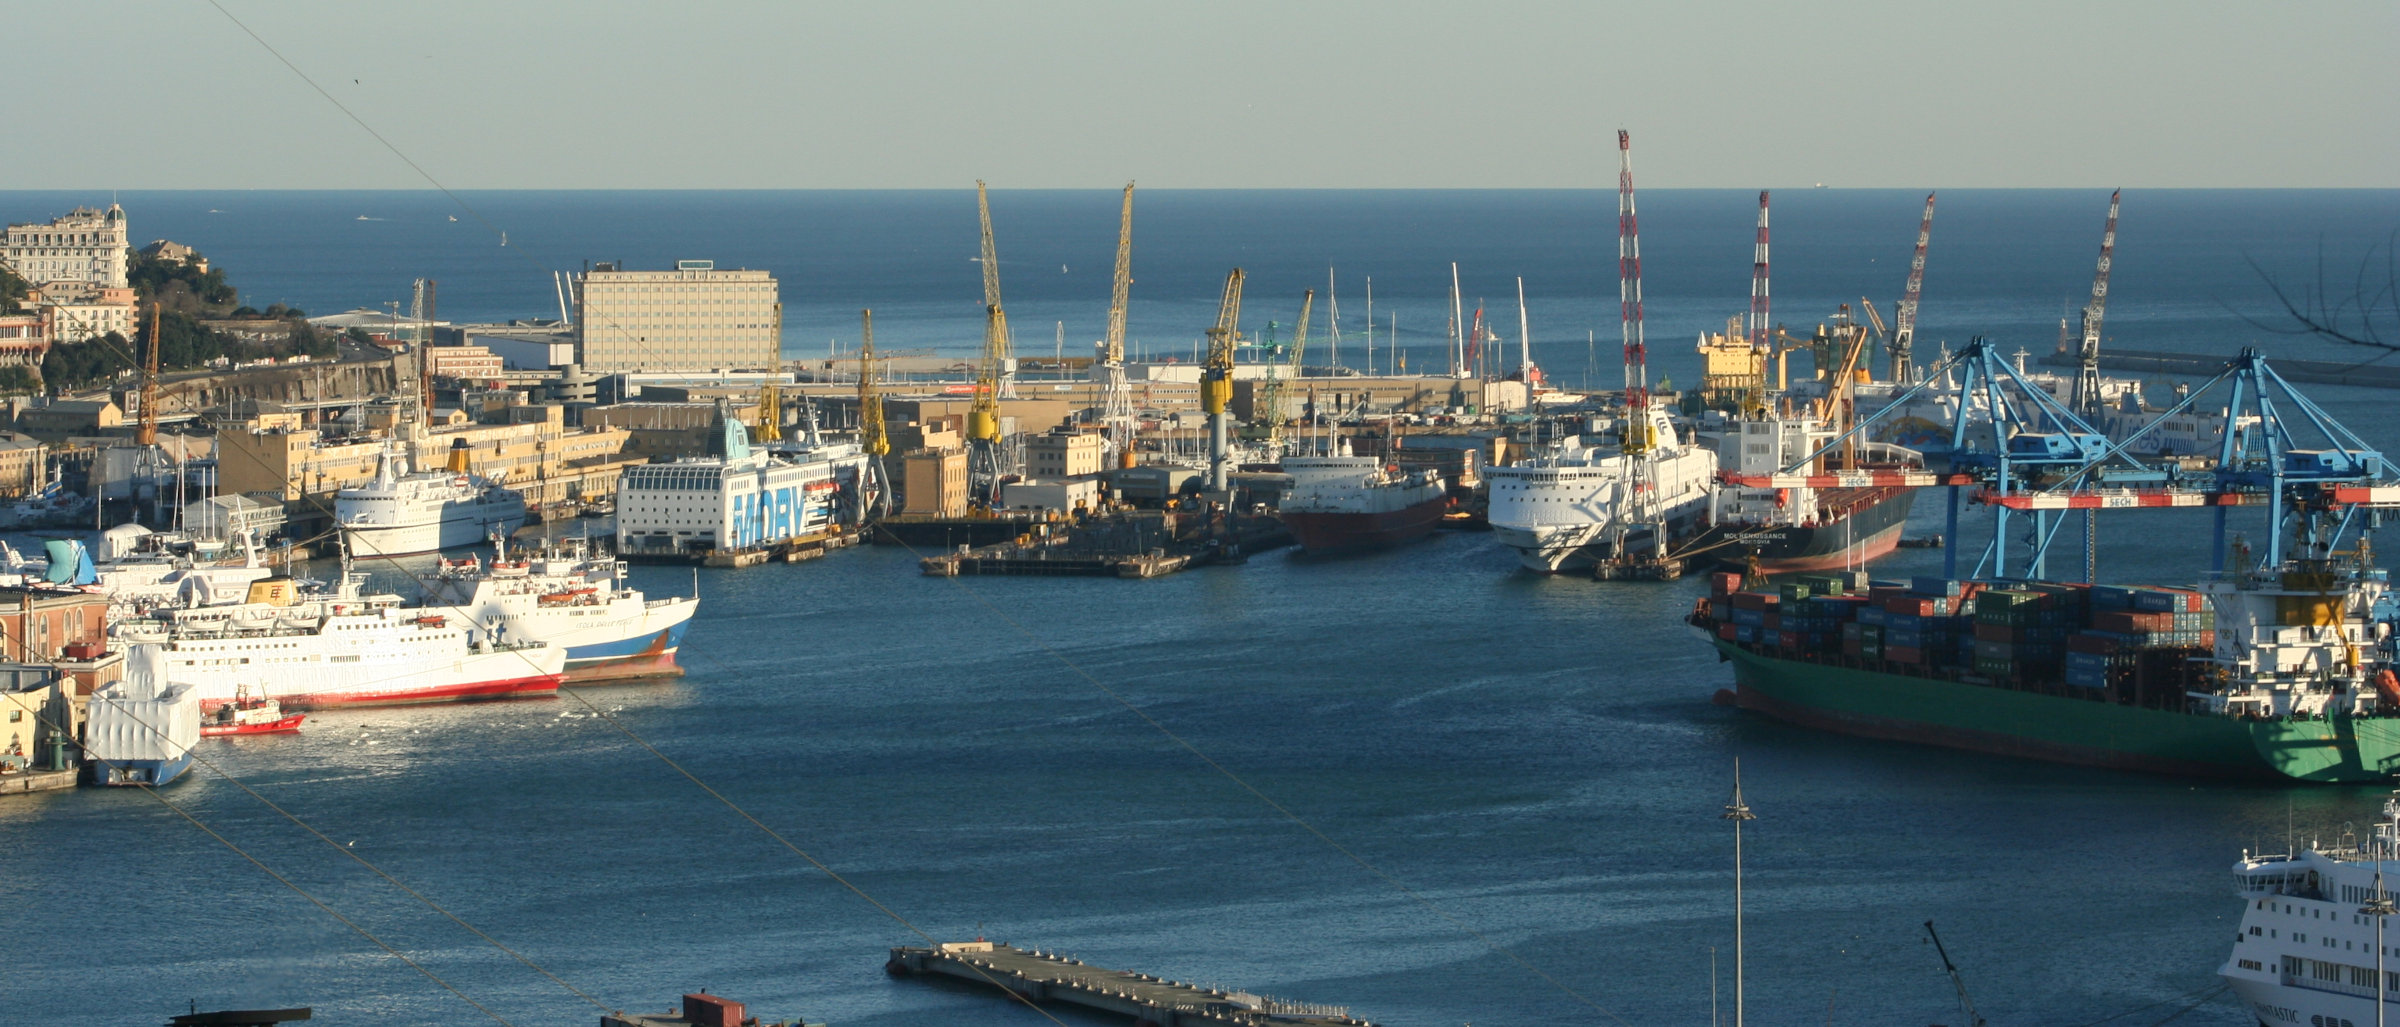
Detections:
[1101, 182, 1137, 466]
[1890, 192, 1935, 383]
[2070, 190, 2120, 418]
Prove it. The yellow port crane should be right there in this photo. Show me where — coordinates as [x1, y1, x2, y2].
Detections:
[1252, 289, 1313, 456]
[1101, 182, 1137, 467]
[754, 381, 782, 442]
[859, 308, 890, 517]
[1201, 268, 1245, 492]
[967, 181, 1012, 506]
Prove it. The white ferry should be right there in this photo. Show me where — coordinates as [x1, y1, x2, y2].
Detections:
[418, 537, 697, 683]
[614, 414, 875, 560]
[1485, 408, 1718, 573]
[2224, 792, 2400, 1027]
[337, 440, 527, 557]
[112, 576, 564, 711]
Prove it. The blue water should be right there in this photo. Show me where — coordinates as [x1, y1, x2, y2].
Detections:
[4, 189, 2400, 1026]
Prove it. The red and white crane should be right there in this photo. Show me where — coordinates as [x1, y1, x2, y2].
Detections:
[1748, 191, 1771, 359]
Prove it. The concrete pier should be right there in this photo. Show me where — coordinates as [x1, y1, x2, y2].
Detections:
[0, 767, 79, 796]
[887, 941, 1376, 1027]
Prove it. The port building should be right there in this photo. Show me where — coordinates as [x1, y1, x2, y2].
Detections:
[575, 261, 779, 373]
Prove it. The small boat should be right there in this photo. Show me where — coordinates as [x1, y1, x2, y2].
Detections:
[201, 692, 304, 737]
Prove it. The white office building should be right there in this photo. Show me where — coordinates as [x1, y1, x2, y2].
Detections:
[575, 260, 779, 373]
[3, 204, 130, 289]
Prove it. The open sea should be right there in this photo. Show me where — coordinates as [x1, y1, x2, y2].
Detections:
[5, 188, 2400, 1026]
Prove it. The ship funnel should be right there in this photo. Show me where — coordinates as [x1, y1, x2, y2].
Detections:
[245, 576, 298, 607]
[447, 438, 472, 474]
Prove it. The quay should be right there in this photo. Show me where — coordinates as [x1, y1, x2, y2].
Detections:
[647, 527, 864, 568]
[886, 941, 1377, 1027]
[1, 767, 78, 796]
[2040, 348, 2400, 390]
[917, 511, 1291, 578]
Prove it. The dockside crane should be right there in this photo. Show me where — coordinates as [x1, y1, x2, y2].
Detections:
[137, 303, 160, 447]
[1201, 269, 1246, 493]
[754, 381, 783, 442]
[1598, 129, 1675, 579]
[1889, 192, 1935, 384]
[2069, 190, 2121, 418]
[1100, 182, 1137, 467]
[1254, 289, 1313, 456]
[967, 181, 1014, 506]
[859, 308, 890, 517]
[1748, 191, 1771, 364]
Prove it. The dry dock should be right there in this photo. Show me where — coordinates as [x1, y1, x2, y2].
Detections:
[887, 941, 1377, 1027]
[917, 512, 1291, 578]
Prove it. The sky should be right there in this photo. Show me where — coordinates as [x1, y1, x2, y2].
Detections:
[11, 0, 2396, 190]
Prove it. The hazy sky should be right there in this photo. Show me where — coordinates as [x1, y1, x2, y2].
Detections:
[15, 0, 2395, 189]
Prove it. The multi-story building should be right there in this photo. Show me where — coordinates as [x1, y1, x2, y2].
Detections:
[423, 345, 503, 381]
[2, 205, 129, 290]
[37, 283, 137, 342]
[214, 408, 635, 510]
[0, 314, 45, 368]
[1025, 431, 1105, 477]
[575, 260, 779, 373]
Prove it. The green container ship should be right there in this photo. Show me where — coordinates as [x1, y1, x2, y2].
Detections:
[1692, 558, 2400, 782]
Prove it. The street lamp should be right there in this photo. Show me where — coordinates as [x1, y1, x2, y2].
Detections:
[1723, 759, 1756, 1027]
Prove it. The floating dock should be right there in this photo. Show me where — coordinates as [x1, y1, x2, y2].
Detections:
[887, 941, 1377, 1027]
[917, 512, 1290, 578]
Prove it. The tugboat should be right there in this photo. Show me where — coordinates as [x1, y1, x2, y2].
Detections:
[199, 687, 305, 737]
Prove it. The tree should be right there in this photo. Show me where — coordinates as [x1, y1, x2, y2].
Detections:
[0, 366, 38, 395]
[0, 265, 29, 316]
[2249, 234, 2399, 351]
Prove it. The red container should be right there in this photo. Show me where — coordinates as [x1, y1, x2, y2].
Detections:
[2067, 633, 2122, 655]
[1763, 613, 1782, 631]
[683, 994, 746, 1027]
[1711, 572, 1744, 597]
[1718, 623, 1738, 640]
[1777, 631, 1802, 649]
[1885, 645, 1925, 664]
[2200, 629, 2217, 648]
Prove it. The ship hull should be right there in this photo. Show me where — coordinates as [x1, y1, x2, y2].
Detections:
[559, 615, 693, 683]
[1490, 509, 1706, 574]
[1281, 493, 1451, 553]
[89, 753, 194, 787]
[1711, 639, 2400, 782]
[1692, 486, 1915, 574]
[344, 505, 526, 558]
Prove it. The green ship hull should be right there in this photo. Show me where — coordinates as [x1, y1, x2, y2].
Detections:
[1712, 639, 2400, 783]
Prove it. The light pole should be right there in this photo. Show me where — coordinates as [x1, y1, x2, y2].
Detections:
[1723, 759, 1756, 1027]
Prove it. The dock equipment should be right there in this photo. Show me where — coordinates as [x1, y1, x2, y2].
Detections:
[968, 181, 1015, 507]
[888, 941, 1377, 1027]
[1201, 270, 1245, 493]
[1101, 182, 1138, 466]
[2069, 190, 2123, 419]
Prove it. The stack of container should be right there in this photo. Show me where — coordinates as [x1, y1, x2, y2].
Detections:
[1704, 573, 2215, 697]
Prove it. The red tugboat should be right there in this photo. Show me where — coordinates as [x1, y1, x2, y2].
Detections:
[200, 688, 305, 737]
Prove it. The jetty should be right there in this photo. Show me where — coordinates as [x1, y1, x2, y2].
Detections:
[916, 510, 1290, 578]
[886, 941, 1377, 1027]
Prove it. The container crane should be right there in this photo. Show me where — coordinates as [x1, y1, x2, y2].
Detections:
[1254, 289, 1313, 456]
[2069, 190, 2120, 418]
[1889, 193, 1935, 384]
[1100, 182, 1137, 467]
[859, 309, 890, 517]
[1201, 269, 1245, 493]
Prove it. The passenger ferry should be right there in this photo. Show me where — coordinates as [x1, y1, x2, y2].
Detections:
[337, 440, 527, 557]
[112, 576, 564, 711]
[2226, 792, 2400, 1026]
[614, 413, 875, 560]
[418, 536, 697, 682]
[1485, 408, 1718, 573]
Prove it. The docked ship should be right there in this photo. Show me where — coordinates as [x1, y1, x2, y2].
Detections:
[1485, 408, 1718, 573]
[337, 440, 527, 557]
[1684, 411, 1920, 574]
[1, 533, 273, 612]
[83, 645, 201, 786]
[1691, 551, 2400, 782]
[417, 537, 697, 683]
[2223, 793, 2400, 1024]
[113, 575, 565, 711]
[1277, 450, 1450, 554]
[614, 412, 876, 561]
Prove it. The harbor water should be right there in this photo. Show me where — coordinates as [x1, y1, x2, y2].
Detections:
[4, 189, 2399, 1025]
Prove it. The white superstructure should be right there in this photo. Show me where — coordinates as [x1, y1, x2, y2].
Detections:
[2, 204, 129, 289]
[1485, 409, 1717, 573]
[2224, 792, 2400, 1027]
[112, 575, 564, 710]
[418, 537, 696, 679]
[614, 415, 875, 559]
[336, 443, 527, 557]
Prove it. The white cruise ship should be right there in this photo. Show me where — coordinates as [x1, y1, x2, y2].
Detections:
[2224, 792, 2400, 1026]
[417, 537, 698, 683]
[614, 413, 876, 560]
[112, 575, 564, 711]
[1485, 409, 1718, 573]
[337, 440, 527, 557]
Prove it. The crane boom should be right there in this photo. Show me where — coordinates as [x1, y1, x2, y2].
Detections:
[137, 302, 160, 447]
[976, 181, 1016, 400]
[2070, 189, 2121, 418]
[1890, 192, 1935, 383]
[859, 309, 886, 457]
[1101, 182, 1137, 464]
[1618, 130, 1652, 460]
[1202, 269, 1245, 492]
[1257, 290, 1312, 456]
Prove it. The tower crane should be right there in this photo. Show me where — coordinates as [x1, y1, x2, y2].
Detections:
[977, 181, 1018, 400]
[1201, 269, 1245, 493]
[2069, 190, 2121, 418]
[1889, 192, 1935, 384]
[754, 380, 782, 442]
[137, 303, 160, 447]
[968, 182, 1014, 506]
[1254, 289, 1313, 456]
[1101, 182, 1137, 467]
[859, 308, 890, 517]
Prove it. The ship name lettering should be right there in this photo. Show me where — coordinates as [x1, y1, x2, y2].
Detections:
[2251, 1003, 2297, 1024]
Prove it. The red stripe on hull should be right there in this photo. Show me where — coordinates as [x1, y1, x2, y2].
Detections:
[203, 674, 563, 712]
[1722, 683, 2269, 781]
[1282, 496, 1451, 552]
[1752, 521, 1905, 574]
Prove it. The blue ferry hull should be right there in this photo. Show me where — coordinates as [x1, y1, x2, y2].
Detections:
[89, 753, 194, 787]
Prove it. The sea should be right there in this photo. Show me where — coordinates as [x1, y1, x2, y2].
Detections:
[5, 188, 2400, 1026]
